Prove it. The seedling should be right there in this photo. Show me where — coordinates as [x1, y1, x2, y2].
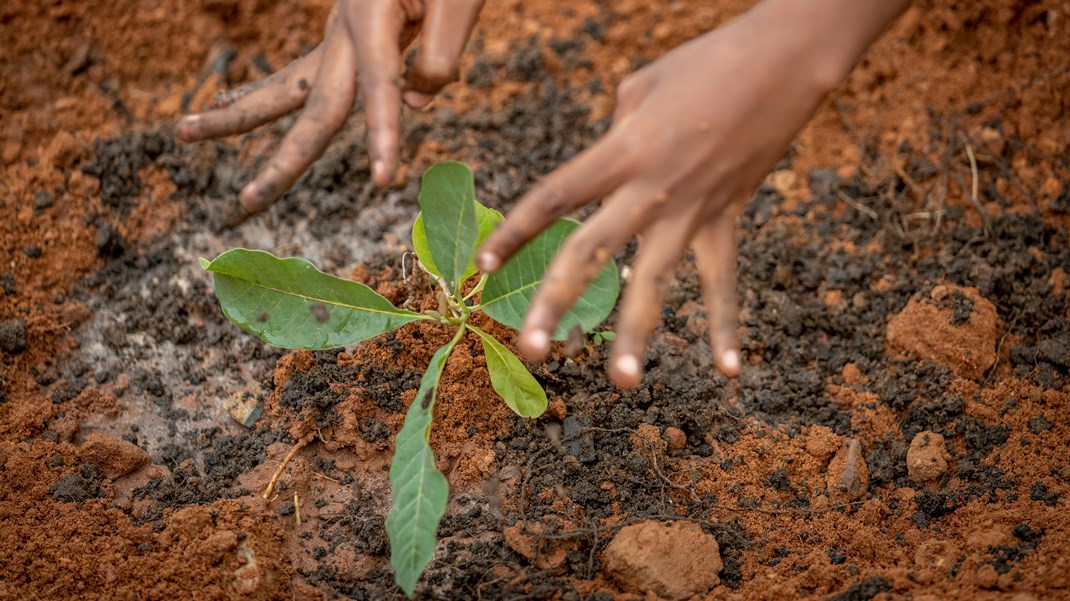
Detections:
[199, 162, 619, 595]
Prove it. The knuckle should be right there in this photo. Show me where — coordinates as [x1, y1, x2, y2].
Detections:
[615, 75, 645, 107]
[308, 98, 351, 130]
[531, 182, 570, 216]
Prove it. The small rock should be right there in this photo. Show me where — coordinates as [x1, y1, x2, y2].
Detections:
[223, 390, 262, 428]
[604, 520, 722, 600]
[78, 432, 151, 479]
[907, 431, 950, 483]
[826, 439, 869, 501]
[0, 319, 28, 354]
[930, 285, 949, 301]
[663, 427, 686, 453]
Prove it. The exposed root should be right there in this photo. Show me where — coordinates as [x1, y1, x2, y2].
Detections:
[263, 435, 312, 500]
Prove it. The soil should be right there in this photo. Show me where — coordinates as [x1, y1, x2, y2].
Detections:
[2, 0, 1069, 599]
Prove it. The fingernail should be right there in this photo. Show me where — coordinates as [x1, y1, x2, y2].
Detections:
[525, 329, 550, 355]
[239, 182, 258, 208]
[403, 90, 433, 109]
[616, 355, 640, 380]
[721, 350, 740, 374]
[477, 251, 500, 272]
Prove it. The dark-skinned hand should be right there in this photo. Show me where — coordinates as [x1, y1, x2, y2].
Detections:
[175, 0, 483, 224]
[476, 0, 912, 389]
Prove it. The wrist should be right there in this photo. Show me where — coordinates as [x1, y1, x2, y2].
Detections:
[750, 0, 912, 93]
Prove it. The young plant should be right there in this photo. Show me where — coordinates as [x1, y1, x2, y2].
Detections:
[199, 161, 619, 596]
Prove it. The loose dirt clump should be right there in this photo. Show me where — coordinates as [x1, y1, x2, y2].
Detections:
[886, 284, 999, 379]
[603, 520, 723, 600]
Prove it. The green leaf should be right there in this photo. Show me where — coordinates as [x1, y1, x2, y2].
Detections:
[386, 338, 457, 597]
[412, 203, 503, 282]
[416, 162, 480, 294]
[481, 219, 620, 339]
[468, 325, 547, 418]
[201, 248, 424, 350]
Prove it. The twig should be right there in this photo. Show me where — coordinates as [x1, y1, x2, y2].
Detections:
[837, 190, 879, 221]
[983, 311, 1021, 387]
[294, 493, 302, 526]
[264, 436, 311, 500]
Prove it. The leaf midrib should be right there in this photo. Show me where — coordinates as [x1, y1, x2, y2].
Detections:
[220, 276, 420, 319]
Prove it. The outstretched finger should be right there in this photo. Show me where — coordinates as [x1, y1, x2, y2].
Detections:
[238, 25, 358, 215]
[609, 218, 692, 388]
[346, 0, 404, 186]
[477, 129, 637, 273]
[175, 46, 324, 143]
[692, 209, 741, 377]
[517, 185, 652, 360]
[403, 0, 484, 108]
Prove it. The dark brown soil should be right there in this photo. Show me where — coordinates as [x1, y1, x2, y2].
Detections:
[2, 1, 1068, 600]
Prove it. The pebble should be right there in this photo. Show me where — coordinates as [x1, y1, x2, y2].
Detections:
[662, 427, 686, 453]
[78, 432, 150, 479]
[826, 438, 869, 501]
[907, 431, 950, 483]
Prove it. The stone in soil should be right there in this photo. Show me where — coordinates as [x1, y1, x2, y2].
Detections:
[603, 520, 722, 600]
[885, 284, 999, 379]
[906, 431, 951, 483]
[78, 432, 151, 479]
[826, 438, 869, 501]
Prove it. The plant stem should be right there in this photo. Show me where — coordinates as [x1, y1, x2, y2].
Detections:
[462, 273, 488, 302]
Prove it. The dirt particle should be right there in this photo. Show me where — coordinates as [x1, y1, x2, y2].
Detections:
[309, 303, 329, 324]
[805, 424, 841, 462]
[94, 221, 126, 258]
[50, 465, 105, 502]
[886, 285, 998, 379]
[841, 362, 863, 385]
[827, 576, 892, 601]
[78, 432, 151, 479]
[930, 284, 949, 301]
[0, 318, 28, 354]
[914, 539, 959, 572]
[503, 521, 571, 569]
[976, 563, 1000, 589]
[68, 171, 101, 198]
[662, 426, 686, 453]
[603, 520, 722, 600]
[907, 431, 950, 483]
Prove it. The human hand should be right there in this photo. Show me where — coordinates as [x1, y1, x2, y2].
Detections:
[476, 0, 910, 389]
[175, 0, 483, 225]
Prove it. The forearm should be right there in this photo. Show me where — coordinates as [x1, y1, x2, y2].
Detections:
[748, 0, 913, 92]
